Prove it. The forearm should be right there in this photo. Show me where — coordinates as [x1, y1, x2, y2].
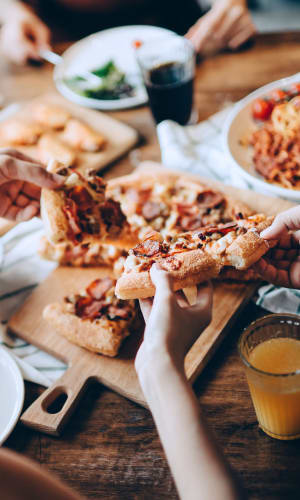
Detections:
[138, 353, 243, 500]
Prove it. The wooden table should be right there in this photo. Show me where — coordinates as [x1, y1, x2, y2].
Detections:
[3, 32, 300, 500]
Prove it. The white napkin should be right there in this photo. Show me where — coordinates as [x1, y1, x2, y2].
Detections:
[0, 218, 67, 387]
[157, 107, 300, 315]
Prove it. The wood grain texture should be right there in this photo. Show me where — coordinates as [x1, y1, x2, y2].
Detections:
[4, 32, 300, 500]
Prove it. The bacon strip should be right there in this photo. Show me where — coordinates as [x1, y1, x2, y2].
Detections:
[75, 296, 106, 319]
[86, 278, 114, 300]
[142, 201, 161, 220]
[197, 191, 224, 208]
[197, 221, 238, 237]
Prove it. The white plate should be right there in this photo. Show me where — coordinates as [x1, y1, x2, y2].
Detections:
[55, 25, 175, 111]
[0, 346, 24, 445]
[223, 72, 300, 202]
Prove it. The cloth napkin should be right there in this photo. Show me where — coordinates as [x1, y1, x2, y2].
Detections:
[0, 218, 67, 387]
[157, 107, 300, 316]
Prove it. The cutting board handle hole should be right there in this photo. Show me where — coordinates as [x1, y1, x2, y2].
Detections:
[42, 388, 68, 414]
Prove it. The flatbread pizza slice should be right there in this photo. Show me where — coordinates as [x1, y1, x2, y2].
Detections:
[107, 168, 253, 240]
[43, 277, 137, 357]
[115, 214, 274, 300]
[41, 162, 138, 247]
[115, 231, 221, 299]
[38, 236, 127, 267]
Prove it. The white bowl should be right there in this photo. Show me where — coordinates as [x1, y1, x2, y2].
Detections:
[0, 346, 24, 445]
[223, 72, 300, 202]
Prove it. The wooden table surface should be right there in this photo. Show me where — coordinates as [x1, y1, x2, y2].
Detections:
[3, 32, 300, 500]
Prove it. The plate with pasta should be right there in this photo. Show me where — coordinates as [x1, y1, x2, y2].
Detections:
[223, 72, 300, 201]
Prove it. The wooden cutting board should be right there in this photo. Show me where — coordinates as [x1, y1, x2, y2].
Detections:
[8, 166, 294, 436]
[0, 93, 138, 176]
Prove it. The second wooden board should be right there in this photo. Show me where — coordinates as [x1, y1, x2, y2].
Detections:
[0, 93, 138, 176]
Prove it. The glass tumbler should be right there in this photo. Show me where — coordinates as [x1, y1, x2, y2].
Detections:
[239, 314, 300, 440]
[136, 36, 195, 125]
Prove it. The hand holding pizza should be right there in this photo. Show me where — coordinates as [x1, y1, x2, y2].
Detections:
[0, 149, 64, 221]
[135, 264, 212, 373]
[255, 206, 300, 289]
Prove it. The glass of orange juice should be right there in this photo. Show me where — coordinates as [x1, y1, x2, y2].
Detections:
[239, 314, 300, 440]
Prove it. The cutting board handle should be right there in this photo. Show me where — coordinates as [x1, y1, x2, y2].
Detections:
[21, 363, 92, 436]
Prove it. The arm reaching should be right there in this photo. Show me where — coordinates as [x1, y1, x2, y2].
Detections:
[0, 1, 51, 64]
[186, 0, 256, 54]
[135, 265, 243, 500]
[254, 206, 300, 288]
[0, 148, 63, 221]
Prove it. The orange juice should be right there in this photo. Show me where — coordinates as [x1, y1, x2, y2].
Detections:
[246, 338, 300, 440]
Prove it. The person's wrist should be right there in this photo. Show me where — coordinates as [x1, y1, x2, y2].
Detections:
[136, 346, 185, 387]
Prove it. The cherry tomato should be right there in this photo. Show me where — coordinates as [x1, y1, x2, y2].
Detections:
[252, 98, 273, 121]
[289, 83, 300, 95]
[269, 88, 288, 102]
[133, 40, 143, 49]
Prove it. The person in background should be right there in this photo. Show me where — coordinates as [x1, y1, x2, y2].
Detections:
[0, 0, 256, 65]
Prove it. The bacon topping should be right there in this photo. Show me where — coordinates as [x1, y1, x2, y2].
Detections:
[68, 186, 94, 211]
[86, 277, 114, 300]
[133, 239, 162, 257]
[179, 216, 203, 231]
[100, 198, 126, 234]
[142, 201, 161, 220]
[75, 296, 106, 319]
[197, 191, 224, 208]
[198, 221, 238, 238]
[63, 200, 82, 242]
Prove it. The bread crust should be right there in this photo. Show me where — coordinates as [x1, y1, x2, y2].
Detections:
[115, 250, 221, 299]
[40, 188, 68, 244]
[226, 217, 274, 269]
[43, 303, 131, 357]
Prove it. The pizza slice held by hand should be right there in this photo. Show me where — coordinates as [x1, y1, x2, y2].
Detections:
[115, 214, 274, 300]
[43, 277, 137, 357]
[41, 162, 138, 247]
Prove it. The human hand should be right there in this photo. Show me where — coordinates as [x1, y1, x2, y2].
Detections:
[253, 206, 300, 288]
[135, 264, 212, 375]
[185, 0, 256, 54]
[0, 149, 63, 221]
[0, 2, 51, 64]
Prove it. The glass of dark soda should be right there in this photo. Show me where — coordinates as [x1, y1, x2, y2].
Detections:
[136, 36, 195, 125]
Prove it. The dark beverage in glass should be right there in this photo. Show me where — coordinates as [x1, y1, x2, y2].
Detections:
[137, 37, 195, 125]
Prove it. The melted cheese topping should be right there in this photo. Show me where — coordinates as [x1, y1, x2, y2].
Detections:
[272, 101, 300, 138]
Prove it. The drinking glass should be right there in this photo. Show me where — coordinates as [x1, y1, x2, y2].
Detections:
[136, 36, 195, 125]
[239, 314, 300, 440]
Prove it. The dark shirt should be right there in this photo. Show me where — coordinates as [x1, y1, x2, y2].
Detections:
[26, 0, 203, 41]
